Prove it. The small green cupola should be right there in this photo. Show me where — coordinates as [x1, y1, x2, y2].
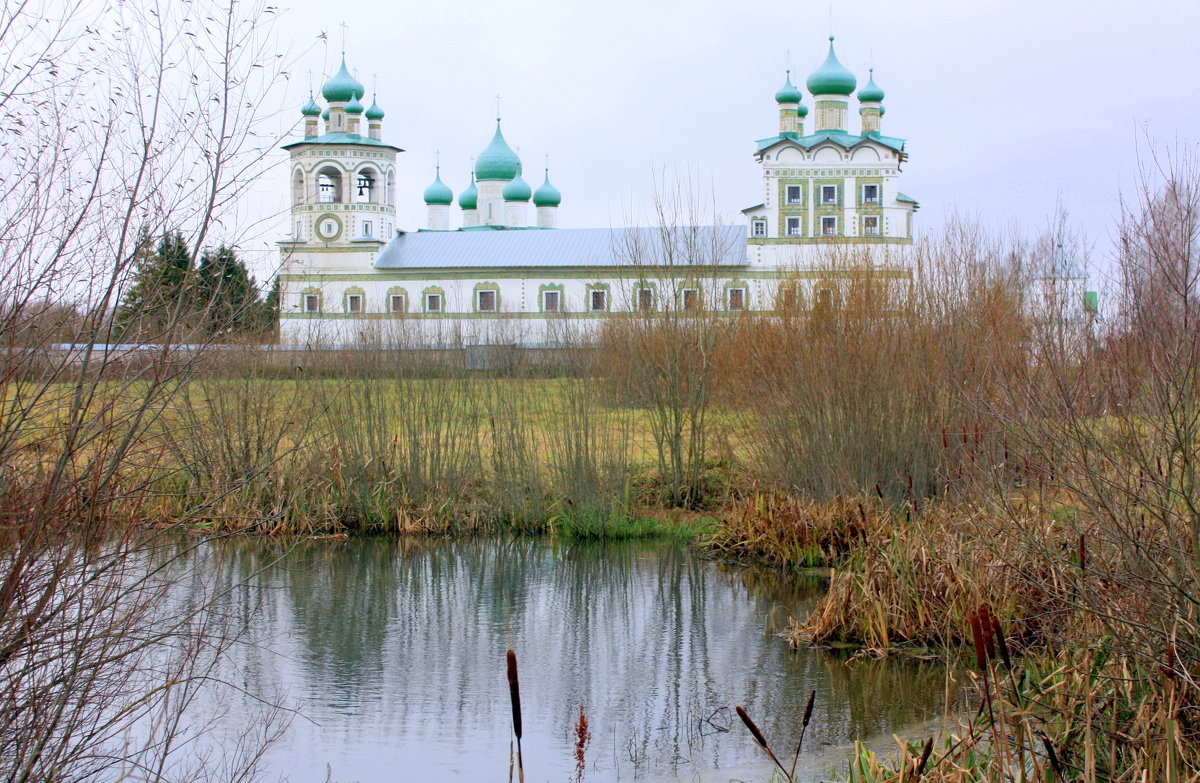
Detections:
[365, 96, 385, 121]
[533, 169, 561, 207]
[345, 94, 364, 114]
[503, 161, 532, 201]
[806, 37, 857, 95]
[301, 92, 321, 117]
[475, 121, 520, 181]
[459, 174, 478, 211]
[776, 69, 808, 135]
[322, 55, 365, 103]
[423, 166, 454, 205]
[857, 69, 885, 103]
[858, 68, 885, 134]
[321, 107, 330, 121]
[775, 70, 804, 105]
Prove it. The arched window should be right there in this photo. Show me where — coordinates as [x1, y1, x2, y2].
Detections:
[386, 170, 396, 206]
[355, 167, 378, 204]
[316, 165, 344, 203]
[292, 168, 305, 205]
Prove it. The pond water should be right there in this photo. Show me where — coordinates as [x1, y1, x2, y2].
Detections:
[206, 537, 949, 782]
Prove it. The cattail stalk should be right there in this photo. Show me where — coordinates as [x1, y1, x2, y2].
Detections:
[788, 689, 817, 781]
[736, 705, 793, 782]
[506, 649, 524, 783]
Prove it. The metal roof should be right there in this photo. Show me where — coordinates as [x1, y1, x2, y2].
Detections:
[755, 130, 907, 154]
[282, 132, 403, 152]
[374, 226, 749, 269]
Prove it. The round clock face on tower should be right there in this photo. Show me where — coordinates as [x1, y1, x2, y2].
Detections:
[315, 214, 342, 241]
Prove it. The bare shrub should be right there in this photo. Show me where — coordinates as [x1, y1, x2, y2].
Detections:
[0, 0, 295, 778]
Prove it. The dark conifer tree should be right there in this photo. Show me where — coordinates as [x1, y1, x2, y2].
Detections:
[114, 230, 195, 340]
[196, 244, 263, 337]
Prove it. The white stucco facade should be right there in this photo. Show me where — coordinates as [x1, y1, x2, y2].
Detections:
[278, 41, 924, 347]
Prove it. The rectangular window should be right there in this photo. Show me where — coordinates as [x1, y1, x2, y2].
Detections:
[389, 294, 407, 314]
[786, 185, 802, 205]
[727, 287, 745, 311]
[786, 217, 802, 236]
[590, 290, 607, 312]
[477, 290, 497, 312]
[752, 220, 766, 237]
[637, 287, 654, 311]
[303, 294, 319, 313]
[821, 216, 838, 236]
[821, 185, 838, 205]
[862, 184, 879, 204]
[425, 294, 442, 313]
[816, 288, 833, 310]
[346, 294, 363, 314]
[682, 288, 699, 311]
[780, 286, 798, 311]
[542, 290, 560, 312]
[863, 216, 880, 235]
[363, 221, 372, 236]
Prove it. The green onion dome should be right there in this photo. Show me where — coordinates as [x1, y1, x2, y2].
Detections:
[365, 97, 385, 121]
[474, 121, 520, 181]
[301, 93, 321, 117]
[322, 56, 365, 103]
[459, 175, 478, 210]
[423, 167, 454, 205]
[533, 170, 561, 207]
[806, 36, 857, 96]
[857, 69, 885, 103]
[321, 107, 330, 121]
[502, 165, 532, 201]
[775, 70, 804, 104]
[797, 102, 809, 118]
[345, 94, 364, 115]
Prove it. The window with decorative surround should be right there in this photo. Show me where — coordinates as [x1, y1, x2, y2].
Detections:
[637, 287, 654, 311]
[727, 287, 745, 311]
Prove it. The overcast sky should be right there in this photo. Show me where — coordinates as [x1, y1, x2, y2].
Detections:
[244, 0, 1200, 281]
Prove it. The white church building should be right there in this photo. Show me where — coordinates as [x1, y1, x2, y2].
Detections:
[277, 37, 921, 346]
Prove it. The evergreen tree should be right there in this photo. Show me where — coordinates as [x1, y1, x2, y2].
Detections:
[114, 230, 195, 341]
[196, 244, 263, 338]
[261, 275, 281, 338]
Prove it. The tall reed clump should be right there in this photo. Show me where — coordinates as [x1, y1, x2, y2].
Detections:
[707, 492, 880, 568]
[790, 503, 1065, 652]
[837, 606, 1200, 782]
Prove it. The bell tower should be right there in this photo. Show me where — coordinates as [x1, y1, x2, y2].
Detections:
[279, 55, 403, 268]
